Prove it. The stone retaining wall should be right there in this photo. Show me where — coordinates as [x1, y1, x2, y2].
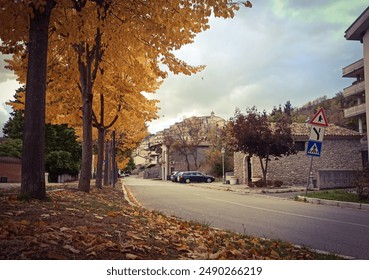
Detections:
[317, 169, 357, 189]
[234, 138, 362, 185]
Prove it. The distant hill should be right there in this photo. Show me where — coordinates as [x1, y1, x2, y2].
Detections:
[290, 93, 358, 131]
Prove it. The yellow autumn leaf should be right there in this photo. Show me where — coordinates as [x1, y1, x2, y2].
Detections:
[107, 211, 119, 217]
[19, 220, 30, 226]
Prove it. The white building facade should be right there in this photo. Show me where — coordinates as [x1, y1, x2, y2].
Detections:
[343, 6, 369, 165]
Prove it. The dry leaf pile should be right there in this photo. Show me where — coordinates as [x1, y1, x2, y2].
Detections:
[0, 184, 336, 260]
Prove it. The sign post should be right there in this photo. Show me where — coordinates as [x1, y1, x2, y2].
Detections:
[305, 108, 328, 195]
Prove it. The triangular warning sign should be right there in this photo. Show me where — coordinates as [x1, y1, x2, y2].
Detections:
[309, 108, 328, 127]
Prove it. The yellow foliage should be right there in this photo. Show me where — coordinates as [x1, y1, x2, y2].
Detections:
[1, 0, 251, 169]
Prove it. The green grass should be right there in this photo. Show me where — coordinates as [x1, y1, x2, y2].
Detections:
[307, 189, 369, 204]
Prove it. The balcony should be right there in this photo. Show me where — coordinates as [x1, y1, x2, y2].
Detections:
[344, 103, 367, 118]
[343, 80, 365, 98]
[342, 58, 364, 78]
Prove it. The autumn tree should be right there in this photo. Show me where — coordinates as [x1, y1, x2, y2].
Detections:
[5, 1, 160, 192]
[93, 93, 120, 189]
[89, 49, 160, 188]
[47, 0, 250, 191]
[230, 107, 295, 183]
[2, 0, 252, 195]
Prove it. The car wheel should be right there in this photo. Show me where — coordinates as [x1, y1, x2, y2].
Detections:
[185, 178, 190, 183]
[206, 178, 212, 183]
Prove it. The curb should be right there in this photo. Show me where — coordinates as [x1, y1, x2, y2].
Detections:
[187, 182, 305, 195]
[120, 180, 142, 208]
[296, 195, 369, 211]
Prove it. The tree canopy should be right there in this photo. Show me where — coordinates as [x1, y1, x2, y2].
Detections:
[1, 0, 252, 197]
[229, 107, 295, 183]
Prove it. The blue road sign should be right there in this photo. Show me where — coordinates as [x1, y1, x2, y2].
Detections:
[306, 140, 322, 157]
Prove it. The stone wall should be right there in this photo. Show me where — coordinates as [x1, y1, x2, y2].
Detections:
[317, 169, 357, 189]
[234, 138, 363, 186]
[234, 152, 247, 184]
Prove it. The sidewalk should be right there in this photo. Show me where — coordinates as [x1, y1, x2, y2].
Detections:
[186, 181, 369, 211]
[188, 180, 305, 195]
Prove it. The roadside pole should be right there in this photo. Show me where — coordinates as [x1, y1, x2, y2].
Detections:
[305, 156, 313, 196]
[305, 108, 328, 196]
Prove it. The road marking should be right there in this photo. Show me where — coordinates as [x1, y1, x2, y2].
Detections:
[207, 197, 369, 229]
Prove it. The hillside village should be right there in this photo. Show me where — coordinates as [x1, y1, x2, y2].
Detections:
[131, 24, 369, 186]
[132, 23, 369, 187]
[132, 92, 366, 187]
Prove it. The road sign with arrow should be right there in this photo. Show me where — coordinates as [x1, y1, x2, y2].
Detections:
[306, 108, 328, 157]
[305, 108, 328, 193]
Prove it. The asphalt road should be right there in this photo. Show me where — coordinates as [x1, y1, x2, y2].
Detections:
[123, 177, 369, 259]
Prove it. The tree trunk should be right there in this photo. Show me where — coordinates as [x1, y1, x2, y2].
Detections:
[78, 90, 93, 192]
[95, 128, 105, 188]
[259, 156, 267, 183]
[21, 1, 55, 199]
[77, 49, 93, 193]
[185, 155, 190, 171]
[76, 29, 103, 193]
[264, 155, 269, 182]
[93, 93, 120, 188]
[104, 139, 110, 185]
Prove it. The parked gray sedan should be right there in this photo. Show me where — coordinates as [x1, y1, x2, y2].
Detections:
[177, 171, 215, 183]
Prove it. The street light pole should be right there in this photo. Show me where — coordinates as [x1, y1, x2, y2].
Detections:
[221, 147, 225, 184]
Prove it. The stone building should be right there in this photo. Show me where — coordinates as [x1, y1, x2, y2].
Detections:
[234, 123, 363, 186]
[134, 112, 226, 179]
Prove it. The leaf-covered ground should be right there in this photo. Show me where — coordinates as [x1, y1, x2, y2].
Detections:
[0, 183, 339, 260]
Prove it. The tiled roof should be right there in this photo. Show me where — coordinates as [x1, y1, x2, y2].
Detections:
[290, 123, 362, 138]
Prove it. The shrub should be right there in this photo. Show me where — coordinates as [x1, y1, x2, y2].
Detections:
[45, 150, 80, 182]
[353, 167, 369, 200]
[249, 179, 283, 188]
[273, 180, 283, 188]
[253, 180, 267, 188]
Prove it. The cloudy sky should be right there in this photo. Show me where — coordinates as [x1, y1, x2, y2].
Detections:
[0, 1, 368, 135]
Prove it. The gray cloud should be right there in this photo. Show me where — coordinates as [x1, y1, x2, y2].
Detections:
[147, 1, 368, 133]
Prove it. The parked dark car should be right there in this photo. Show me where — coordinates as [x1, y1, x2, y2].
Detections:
[177, 171, 215, 183]
[170, 171, 181, 182]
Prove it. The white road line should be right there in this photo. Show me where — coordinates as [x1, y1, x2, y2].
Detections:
[207, 197, 369, 229]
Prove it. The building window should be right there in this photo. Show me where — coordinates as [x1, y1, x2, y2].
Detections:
[294, 141, 306, 152]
